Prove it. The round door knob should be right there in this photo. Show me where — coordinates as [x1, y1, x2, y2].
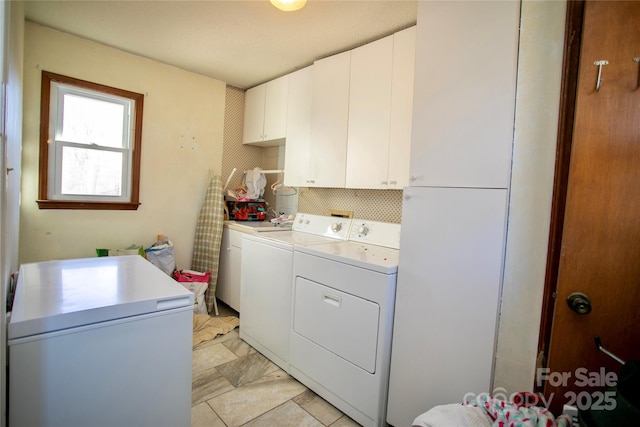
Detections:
[567, 292, 592, 315]
[358, 226, 369, 235]
[331, 223, 342, 232]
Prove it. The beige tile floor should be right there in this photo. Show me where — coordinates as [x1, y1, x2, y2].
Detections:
[191, 302, 360, 427]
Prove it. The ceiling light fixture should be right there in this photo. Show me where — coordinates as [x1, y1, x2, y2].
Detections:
[270, 0, 307, 12]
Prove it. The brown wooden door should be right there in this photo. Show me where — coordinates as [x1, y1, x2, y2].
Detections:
[544, 0, 640, 414]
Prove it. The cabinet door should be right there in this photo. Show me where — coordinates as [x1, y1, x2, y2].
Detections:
[345, 36, 393, 189]
[263, 75, 289, 142]
[387, 26, 416, 189]
[284, 67, 312, 187]
[216, 229, 242, 312]
[309, 50, 351, 188]
[227, 242, 242, 312]
[243, 83, 266, 144]
[387, 187, 508, 427]
[409, 1, 519, 188]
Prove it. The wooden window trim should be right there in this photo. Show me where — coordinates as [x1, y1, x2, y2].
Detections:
[37, 71, 144, 210]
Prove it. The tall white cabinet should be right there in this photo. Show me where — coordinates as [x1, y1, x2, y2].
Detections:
[387, 2, 520, 426]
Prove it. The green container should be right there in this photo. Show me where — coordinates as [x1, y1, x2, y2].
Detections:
[96, 248, 109, 257]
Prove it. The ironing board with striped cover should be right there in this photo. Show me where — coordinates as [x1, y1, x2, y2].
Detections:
[191, 175, 224, 315]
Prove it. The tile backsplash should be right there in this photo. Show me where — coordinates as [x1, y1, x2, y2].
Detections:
[221, 86, 263, 192]
[298, 188, 402, 223]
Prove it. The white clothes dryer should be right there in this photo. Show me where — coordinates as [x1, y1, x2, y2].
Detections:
[289, 220, 400, 427]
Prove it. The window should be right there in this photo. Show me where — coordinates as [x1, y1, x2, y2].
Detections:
[38, 71, 144, 210]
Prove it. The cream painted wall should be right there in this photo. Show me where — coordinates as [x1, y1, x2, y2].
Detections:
[494, 0, 567, 394]
[20, 22, 226, 269]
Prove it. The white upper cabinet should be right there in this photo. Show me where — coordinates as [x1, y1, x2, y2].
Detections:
[243, 75, 289, 146]
[243, 84, 266, 144]
[308, 50, 351, 188]
[388, 26, 416, 189]
[409, 1, 519, 188]
[263, 76, 289, 142]
[345, 26, 416, 190]
[256, 26, 415, 189]
[345, 35, 394, 189]
[283, 66, 312, 188]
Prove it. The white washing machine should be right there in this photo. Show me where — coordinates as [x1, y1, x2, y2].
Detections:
[240, 213, 353, 371]
[289, 220, 400, 427]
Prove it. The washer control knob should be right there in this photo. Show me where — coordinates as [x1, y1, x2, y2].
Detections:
[331, 223, 342, 232]
[358, 225, 369, 235]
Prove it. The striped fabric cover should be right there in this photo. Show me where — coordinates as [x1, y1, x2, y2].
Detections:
[191, 175, 224, 315]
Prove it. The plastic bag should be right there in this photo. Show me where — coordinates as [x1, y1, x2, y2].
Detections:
[243, 167, 266, 199]
[173, 270, 210, 314]
[145, 235, 175, 275]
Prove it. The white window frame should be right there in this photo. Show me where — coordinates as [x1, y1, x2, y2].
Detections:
[38, 71, 144, 210]
[48, 83, 133, 202]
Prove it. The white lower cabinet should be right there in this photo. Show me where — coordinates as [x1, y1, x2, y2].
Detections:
[216, 228, 242, 312]
[387, 187, 508, 426]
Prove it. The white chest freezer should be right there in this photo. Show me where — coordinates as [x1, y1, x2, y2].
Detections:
[8, 255, 194, 427]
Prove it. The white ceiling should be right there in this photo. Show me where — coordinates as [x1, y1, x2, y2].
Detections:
[24, 0, 418, 90]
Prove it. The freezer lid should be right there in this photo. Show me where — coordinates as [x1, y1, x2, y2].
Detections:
[8, 256, 194, 340]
